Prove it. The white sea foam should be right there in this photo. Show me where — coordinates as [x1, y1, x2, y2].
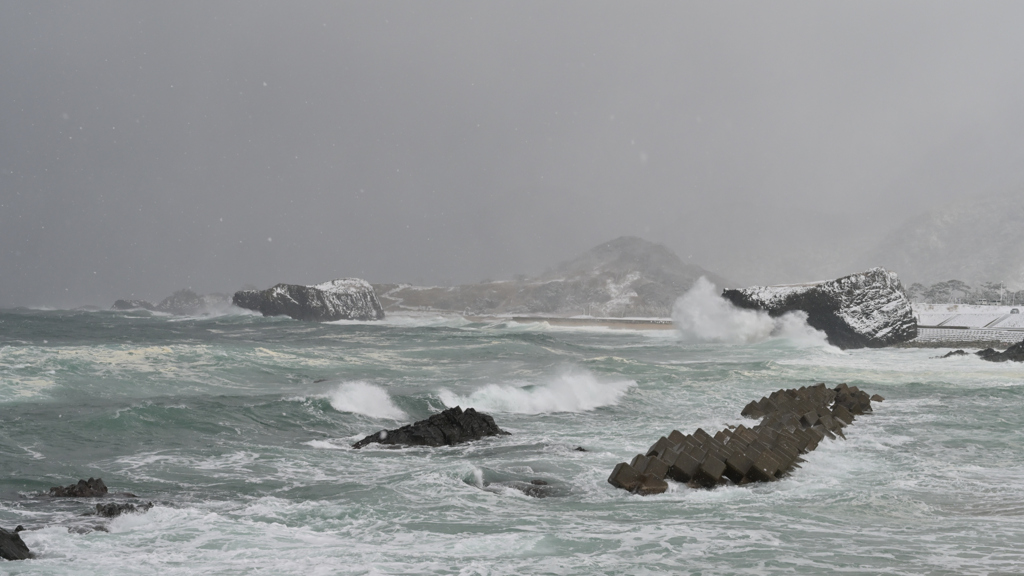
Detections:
[672, 277, 835, 349]
[437, 370, 634, 414]
[326, 381, 408, 420]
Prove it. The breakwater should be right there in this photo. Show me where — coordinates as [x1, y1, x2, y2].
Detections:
[609, 383, 880, 494]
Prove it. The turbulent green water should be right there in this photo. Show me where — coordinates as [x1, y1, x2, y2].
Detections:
[1, 308, 1023, 575]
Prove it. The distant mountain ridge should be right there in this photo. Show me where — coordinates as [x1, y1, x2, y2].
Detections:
[374, 236, 730, 317]
[862, 191, 1024, 288]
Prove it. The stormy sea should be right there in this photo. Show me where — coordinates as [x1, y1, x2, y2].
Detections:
[2, 307, 1023, 575]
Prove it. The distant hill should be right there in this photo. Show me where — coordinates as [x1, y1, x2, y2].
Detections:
[374, 236, 731, 317]
[862, 191, 1024, 288]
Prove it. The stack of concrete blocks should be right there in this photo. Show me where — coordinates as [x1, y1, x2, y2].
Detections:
[608, 383, 882, 495]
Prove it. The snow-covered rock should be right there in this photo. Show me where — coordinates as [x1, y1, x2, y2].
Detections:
[232, 278, 385, 322]
[721, 268, 917, 349]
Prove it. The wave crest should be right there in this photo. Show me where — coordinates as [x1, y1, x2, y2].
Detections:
[327, 381, 408, 420]
[438, 370, 634, 414]
[672, 277, 834, 348]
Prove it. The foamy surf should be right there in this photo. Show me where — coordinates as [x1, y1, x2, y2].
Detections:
[673, 277, 837, 350]
[437, 370, 634, 414]
[325, 381, 408, 420]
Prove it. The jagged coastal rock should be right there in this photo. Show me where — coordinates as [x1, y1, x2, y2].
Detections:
[721, 268, 917, 349]
[233, 279, 385, 322]
[0, 526, 31, 561]
[49, 477, 108, 497]
[95, 502, 153, 518]
[979, 340, 1024, 363]
[352, 406, 508, 448]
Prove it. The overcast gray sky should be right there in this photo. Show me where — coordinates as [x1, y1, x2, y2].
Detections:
[3, 1, 1024, 307]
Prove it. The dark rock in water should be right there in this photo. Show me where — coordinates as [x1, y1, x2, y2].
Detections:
[49, 477, 108, 497]
[0, 527, 31, 560]
[95, 502, 153, 518]
[721, 268, 917, 349]
[233, 278, 385, 322]
[573, 446, 587, 452]
[352, 406, 509, 448]
[941, 349, 969, 358]
[976, 348, 999, 359]
[112, 299, 157, 311]
[979, 340, 1024, 363]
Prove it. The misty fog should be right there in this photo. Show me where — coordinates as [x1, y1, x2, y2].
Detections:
[4, 1, 1024, 307]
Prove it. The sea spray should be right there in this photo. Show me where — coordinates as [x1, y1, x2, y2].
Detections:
[326, 381, 408, 420]
[437, 370, 634, 414]
[673, 277, 833, 348]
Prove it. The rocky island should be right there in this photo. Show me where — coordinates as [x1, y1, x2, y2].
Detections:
[232, 278, 385, 322]
[722, 268, 917, 349]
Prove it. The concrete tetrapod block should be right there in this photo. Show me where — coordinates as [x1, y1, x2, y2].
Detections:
[608, 462, 642, 491]
[668, 429, 687, 445]
[693, 453, 727, 488]
[870, 394, 885, 403]
[799, 410, 820, 428]
[818, 413, 839, 432]
[634, 474, 669, 496]
[813, 424, 836, 440]
[741, 401, 764, 419]
[630, 454, 649, 472]
[724, 452, 754, 484]
[745, 450, 780, 483]
[667, 450, 701, 483]
[831, 404, 854, 426]
[646, 436, 673, 459]
[643, 456, 671, 480]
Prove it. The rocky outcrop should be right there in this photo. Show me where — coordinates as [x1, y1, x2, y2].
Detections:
[0, 527, 30, 561]
[721, 268, 917, 349]
[233, 279, 384, 322]
[979, 340, 1024, 362]
[49, 477, 108, 497]
[608, 383, 879, 495]
[95, 502, 153, 518]
[352, 406, 508, 448]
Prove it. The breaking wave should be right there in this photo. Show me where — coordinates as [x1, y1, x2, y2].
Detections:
[672, 277, 834, 348]
[437, 370, 634, 414]
[326, 381, 408, 420]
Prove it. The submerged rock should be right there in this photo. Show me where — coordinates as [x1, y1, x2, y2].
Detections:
[112, 290, 231, 315]
[95, 502, 153, 518]
[49, 478, 108, 498]
[0, 527, 31, 561]
[352, 406, 509, 449]
[721, 268, 917, 349]
[233, 278, 385, 322]
[940, 350, 970, 358]
[112, 299, 157, 311]
[979, 340, 1024, 363]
